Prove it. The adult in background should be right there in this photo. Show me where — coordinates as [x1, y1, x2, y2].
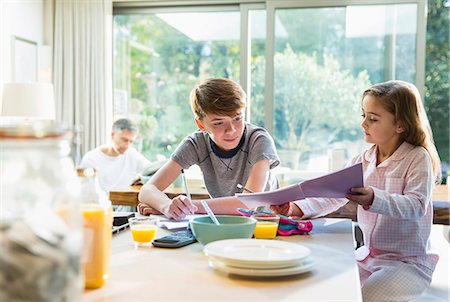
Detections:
[80, 118, 150, 211]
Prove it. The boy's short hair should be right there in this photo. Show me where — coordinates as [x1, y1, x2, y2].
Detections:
[112, 118, 138, 133]
[189, 78, 246, 120]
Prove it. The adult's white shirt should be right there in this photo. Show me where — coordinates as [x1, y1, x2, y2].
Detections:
[80, 146, 150, 193]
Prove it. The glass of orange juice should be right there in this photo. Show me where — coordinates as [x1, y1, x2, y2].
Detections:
[129, 217, 158, 247]
[252, 213, 280, 239]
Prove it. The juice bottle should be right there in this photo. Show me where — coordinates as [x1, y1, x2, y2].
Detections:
[79, 168, 113, 289]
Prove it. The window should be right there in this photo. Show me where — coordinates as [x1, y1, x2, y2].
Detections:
[113, 0, 448, 182]
[114, 8, 240, 161]
[259, 3, 420, 181]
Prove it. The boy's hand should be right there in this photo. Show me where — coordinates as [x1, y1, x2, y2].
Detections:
[163, 195, 198, 221]
[270, 202, 303, 217]
[138, 203, 161, 216]
[346, 187, 374, 210]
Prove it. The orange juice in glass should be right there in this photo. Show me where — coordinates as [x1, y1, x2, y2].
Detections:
[81, 203, 113, 289]
[252, 214, 280, 239]
[129, 217, 158, 247]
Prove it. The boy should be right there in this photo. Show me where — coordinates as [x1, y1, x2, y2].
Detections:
[138, 78, 279, 220]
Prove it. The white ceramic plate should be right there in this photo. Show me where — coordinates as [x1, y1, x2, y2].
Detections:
[207, 254, 312, 269]
[204, 239, 311, 269]
[208, 256, 314, 277]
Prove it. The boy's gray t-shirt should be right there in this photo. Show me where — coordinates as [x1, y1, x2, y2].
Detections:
[171, 123, 280, 198]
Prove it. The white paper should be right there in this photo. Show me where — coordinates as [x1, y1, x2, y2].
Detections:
[151, 214, 206, 230]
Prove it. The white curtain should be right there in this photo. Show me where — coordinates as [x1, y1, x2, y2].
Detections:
[53, 0, 113, 162]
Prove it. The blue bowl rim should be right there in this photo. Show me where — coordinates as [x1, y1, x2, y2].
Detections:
[191, 215, 256, 226]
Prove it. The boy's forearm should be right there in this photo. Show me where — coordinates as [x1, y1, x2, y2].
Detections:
[193, 196, 246, 215]
[138, 184, 171, 213]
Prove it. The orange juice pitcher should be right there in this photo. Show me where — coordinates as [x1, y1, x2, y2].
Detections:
[79, 168, 113, 289]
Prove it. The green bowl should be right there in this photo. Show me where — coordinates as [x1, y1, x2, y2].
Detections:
[190, 215, 256, 245]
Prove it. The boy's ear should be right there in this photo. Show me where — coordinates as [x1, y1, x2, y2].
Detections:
[195, 119, 205, 131]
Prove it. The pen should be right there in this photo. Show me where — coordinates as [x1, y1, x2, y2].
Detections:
[181, 169, 192, 200]
[181, 169, 193, 214]
[237, 183, 254, 193]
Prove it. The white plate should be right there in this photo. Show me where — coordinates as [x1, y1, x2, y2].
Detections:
[207, 254, 312, 269]
[204, 239, 311, 269]
[208, 256, 314, 277]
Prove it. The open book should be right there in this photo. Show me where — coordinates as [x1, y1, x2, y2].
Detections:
[236, 163, 363, 209]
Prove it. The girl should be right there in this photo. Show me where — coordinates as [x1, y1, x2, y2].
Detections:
[272, 80, 441, 301]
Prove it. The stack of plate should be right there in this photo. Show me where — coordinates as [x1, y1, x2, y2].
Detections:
[203, 239, 314, 277]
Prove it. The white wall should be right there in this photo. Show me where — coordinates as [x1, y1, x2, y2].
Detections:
[0, 0, 51, 108]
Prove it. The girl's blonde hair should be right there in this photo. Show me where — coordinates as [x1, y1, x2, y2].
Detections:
[363, 80, 442, 184]
[189, 78, 246, 120]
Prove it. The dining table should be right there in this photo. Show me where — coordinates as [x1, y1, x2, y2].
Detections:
[110, 184, 448, 207]
[109, 184, 449, 224]
[83, 218, 362, 301]
[109, 180, 210, 207]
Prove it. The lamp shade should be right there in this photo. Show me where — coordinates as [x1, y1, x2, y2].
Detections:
[1, 82, 56, 119]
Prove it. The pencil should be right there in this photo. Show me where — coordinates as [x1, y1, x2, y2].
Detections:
[181, 169, 192, 214]
[237, 183, 254, 193]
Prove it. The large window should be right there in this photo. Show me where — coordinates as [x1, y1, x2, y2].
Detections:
[260, 3, 420, 181]
[113, 0, 449, 182]
[114, 9, 240, 161]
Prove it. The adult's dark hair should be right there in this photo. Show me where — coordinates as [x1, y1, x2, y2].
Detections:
[112, 118, 138, 133]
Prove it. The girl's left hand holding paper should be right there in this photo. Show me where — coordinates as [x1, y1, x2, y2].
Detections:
[346, 187, 374, 210]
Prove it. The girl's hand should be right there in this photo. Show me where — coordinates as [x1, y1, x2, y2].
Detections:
[138, 203, 161, 216]
[346, 187, 374, 210]
[162, 195, 198, 221]
[270, 202, 303, 217]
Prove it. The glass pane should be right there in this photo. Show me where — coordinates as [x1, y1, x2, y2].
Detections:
[249, 9, 266, 128]
[425, 0, 449, 178]
[271, 4, 418, 181]
[113, 11, 240, 161]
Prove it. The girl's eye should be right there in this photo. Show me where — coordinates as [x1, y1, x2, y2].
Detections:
[213, 122, 223, 127]
[234, 115, 243, 121]
[361, 114, 365, 118]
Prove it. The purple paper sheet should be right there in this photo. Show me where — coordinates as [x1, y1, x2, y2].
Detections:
[236, 163, 363, 209]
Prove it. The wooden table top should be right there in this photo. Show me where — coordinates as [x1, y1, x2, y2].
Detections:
[109, 183, 210, 207]
[109, 184, 449, 225]
[432, 184, 449, 201]
[109, 184, 448, 207]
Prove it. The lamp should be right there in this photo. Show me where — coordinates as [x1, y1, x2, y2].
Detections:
[1, 82, 56, 120]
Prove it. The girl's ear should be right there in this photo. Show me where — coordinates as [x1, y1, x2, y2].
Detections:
[195, 119, 205, 131]
[396, 123, 405, 134]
